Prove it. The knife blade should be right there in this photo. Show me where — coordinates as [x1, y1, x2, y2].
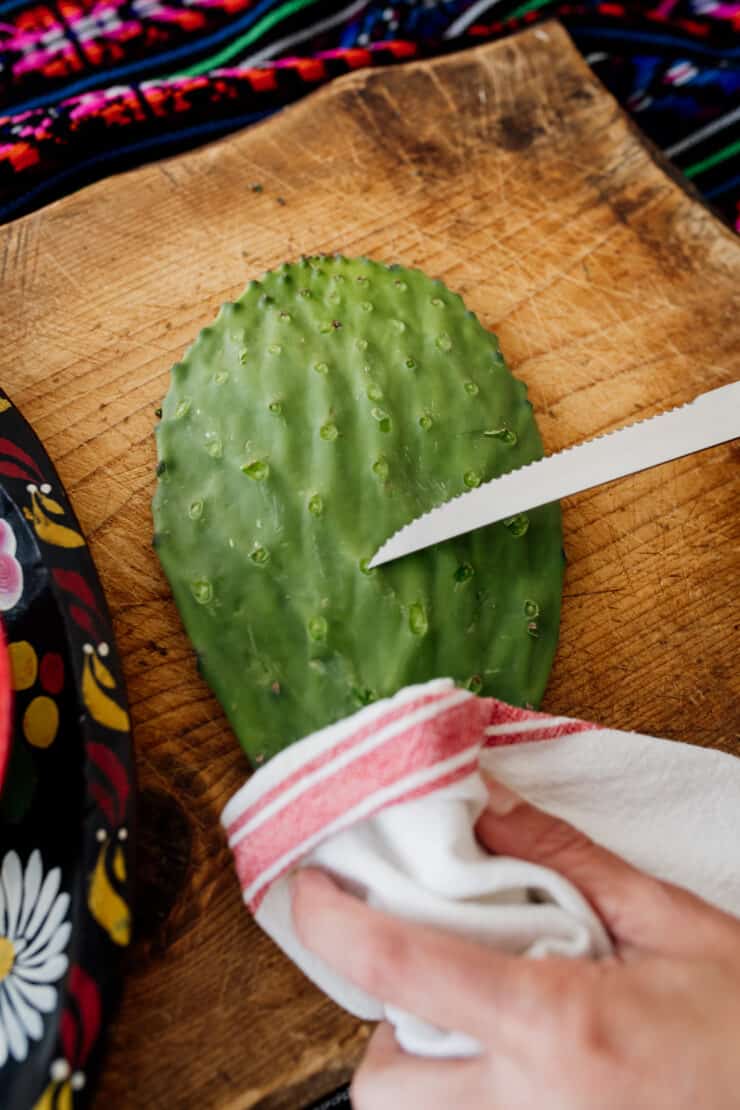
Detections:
[369, 380, 740, 568]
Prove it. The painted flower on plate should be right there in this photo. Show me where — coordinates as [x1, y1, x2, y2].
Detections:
[0, 518, 22, 611]
[0, 850, 70, 1067]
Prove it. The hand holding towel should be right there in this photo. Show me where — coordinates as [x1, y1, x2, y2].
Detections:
[222, 679, 740, 1057]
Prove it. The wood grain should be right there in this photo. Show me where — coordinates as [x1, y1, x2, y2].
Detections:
[2, 22, 739, 1109]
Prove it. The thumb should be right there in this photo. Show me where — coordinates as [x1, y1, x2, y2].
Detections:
[476, 772, 732, 957]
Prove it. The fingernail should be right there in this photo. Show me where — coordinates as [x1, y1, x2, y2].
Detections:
[481, 771, 521, 816]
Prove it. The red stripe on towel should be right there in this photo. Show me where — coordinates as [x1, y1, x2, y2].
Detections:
[227, 686, 457, 844]
[225, 689, 598, 912]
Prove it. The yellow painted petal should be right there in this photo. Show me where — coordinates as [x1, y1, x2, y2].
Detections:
[89, 843, 130, 946]
[35, 515, 85, 549]
[91, 653, 115, 690]
[32, 1080, 72, 1110]
[23, 695, 59, 748]
[28, 492, 84, 549]
[82, 655, 129, 732]
[9, 640, 38, 691]
[38, 493, 65, 516]
[32, 1081, 55, 1110]
[113, 843, 126, 883]
[0, 399, 11, 414]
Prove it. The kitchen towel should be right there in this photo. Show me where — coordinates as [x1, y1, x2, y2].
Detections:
[222, 678, 740, 1058]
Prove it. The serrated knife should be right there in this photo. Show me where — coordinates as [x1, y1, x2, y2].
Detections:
[369, 381, 740, 568]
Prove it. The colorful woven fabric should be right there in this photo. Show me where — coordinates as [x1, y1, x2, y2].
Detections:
[1, 0, 738, 226]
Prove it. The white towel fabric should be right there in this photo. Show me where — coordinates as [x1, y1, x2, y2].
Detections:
[222, 679, 740, 1058]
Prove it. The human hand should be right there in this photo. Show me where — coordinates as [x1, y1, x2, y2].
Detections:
[292, 775, 740, 1109]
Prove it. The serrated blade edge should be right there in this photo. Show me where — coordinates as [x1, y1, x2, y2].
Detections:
[369, 381, 740, 568]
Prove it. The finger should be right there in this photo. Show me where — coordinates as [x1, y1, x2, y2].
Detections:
[476, 773, 734, 956]
[292, 868, 580, 1043]
[361, 1021, 400, 1067]
[351, 1023, 483, 1110]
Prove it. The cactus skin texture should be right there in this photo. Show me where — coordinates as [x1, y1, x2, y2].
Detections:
[153, 257, 563, 764]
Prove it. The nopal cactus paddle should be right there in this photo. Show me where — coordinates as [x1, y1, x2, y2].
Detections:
[153, 257, 563, 764]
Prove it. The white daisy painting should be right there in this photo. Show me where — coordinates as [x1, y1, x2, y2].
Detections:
[0, 849, 71, 1067]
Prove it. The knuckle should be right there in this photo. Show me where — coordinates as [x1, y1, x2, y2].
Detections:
[563, 987, 611, 1058]
[575, 1004, 607, 1055]
[536, 962, 578, 1016]
[290, 881, 313, 941]
[528, 813, 594, 868]
[606, 874, 682, 945]
[656, 876, 704, 921]
[512, 960, 573, 1029]
[356, 924, 411, 999]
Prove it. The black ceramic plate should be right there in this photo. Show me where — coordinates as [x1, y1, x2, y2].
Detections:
[0, 390, 134, 1109]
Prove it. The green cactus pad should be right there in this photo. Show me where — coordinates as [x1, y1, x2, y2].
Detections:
[153, 257, 563, 764]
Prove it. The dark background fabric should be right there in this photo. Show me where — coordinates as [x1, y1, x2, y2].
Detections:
[306, 1084, 351, 1108]
[1, 0, 739, 227]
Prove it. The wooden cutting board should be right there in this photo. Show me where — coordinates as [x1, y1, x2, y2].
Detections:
[3, 22, 739, 1109]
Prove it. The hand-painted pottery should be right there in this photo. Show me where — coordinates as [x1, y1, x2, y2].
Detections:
[0, 389, 134, 1110]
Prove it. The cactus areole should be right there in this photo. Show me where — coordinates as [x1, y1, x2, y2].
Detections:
[153, 257, 564, 765]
